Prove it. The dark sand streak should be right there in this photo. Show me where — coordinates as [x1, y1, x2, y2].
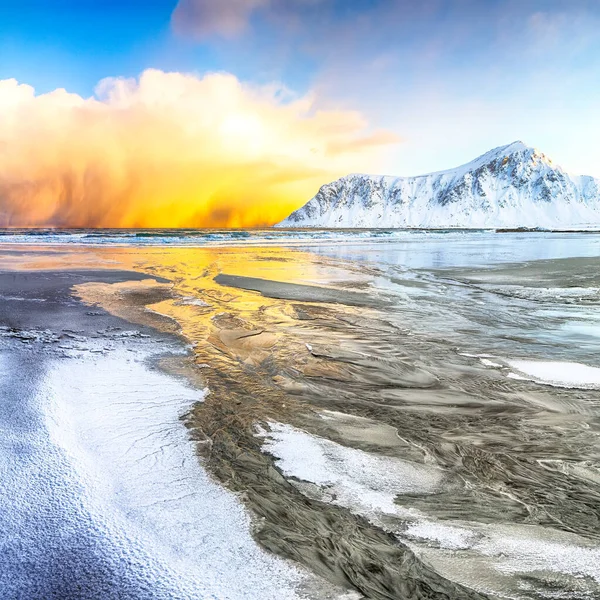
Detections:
[214, 273, 392, 308]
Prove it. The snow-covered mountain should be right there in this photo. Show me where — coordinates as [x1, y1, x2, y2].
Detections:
[276, 142, 600, 229]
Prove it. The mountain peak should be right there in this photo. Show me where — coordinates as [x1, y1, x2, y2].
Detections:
[501, 140, 529, 153]
[481, 140, 532, 160]
[421, 141, 542, 180]
[468, 140, 556, 172]
[277, 141, 600, 229]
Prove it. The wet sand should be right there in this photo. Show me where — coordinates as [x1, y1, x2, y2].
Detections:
[0, 266, 340, 600]
[2, 241, 600, 600]
[213, 273, 392, 307]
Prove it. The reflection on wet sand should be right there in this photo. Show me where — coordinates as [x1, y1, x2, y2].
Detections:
[4, 242, 600, 599]
[71, 247, 481, 599]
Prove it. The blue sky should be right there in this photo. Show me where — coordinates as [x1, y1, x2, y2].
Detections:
[1, 0, 204, 94]
[2, 0, 600, 176]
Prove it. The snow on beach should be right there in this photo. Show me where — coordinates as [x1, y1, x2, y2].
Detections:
[257, 421, 442, 518]
[506, 359, 600, 389]
[0, 340, 313, 600]
[463, 352, 600, 390]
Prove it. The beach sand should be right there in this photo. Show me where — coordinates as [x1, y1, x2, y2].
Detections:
[2, 243, 600, 600]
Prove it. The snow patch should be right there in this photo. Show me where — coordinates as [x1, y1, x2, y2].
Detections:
[37, 347, 309, 599]
[406, 520, 600, 584]
[506, 359, 600, 389]
[258, 420, 600, 593]
[258, 422, 442, 518]
[405, 522, 475, 550]
[480, 358, 502, 368]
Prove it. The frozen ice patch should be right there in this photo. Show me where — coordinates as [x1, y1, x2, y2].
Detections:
[561, 321, 600, 339]
[480, 358, 502, 368]
[258, 422, 442, 518]
[405, 520, 600, 597]
[481, 528, 600, 582]
[506, 359, 600, 389]
[405, 521, 476, 550]
[479, 285, 600, 305]
[257, 420, 600, 597]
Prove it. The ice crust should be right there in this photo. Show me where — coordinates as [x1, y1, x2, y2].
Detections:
[258, 422, 442, 517]
[406, 522, 600, 584]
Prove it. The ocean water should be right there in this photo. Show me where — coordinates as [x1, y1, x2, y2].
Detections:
[1, 229, 600, 600]
[0, 227, 598, 256]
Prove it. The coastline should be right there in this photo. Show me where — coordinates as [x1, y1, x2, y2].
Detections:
[2, 238, 600, 600]
[0, 249, 487, 600]
[68, 252, 483, 599]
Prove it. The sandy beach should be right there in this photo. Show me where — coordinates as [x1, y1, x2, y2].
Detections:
[2, 233, 600, 600]
[5, 0, 600, 596]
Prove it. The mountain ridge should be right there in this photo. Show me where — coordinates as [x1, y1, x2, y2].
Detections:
[276, 142, 600, 229]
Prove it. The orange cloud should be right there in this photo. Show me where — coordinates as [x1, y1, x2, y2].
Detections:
[0, 69, 398, 228]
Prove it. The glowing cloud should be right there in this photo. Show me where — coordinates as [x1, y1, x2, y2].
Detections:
[0, 70, 398, 227]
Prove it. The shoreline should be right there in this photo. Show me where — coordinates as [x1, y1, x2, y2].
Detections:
[2, 241, 600, 600]
[71, 262, 483, 599]
[0, 258, 488, 600]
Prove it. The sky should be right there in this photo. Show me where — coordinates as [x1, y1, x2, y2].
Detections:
[1, 0, 599, 226]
